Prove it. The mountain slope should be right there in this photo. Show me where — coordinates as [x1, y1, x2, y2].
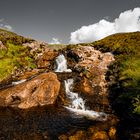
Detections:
[0, 29, 140, 116]
[81, 31, 140, 116]
[0, 29, 35, 83]
[0, 29, 140, 139]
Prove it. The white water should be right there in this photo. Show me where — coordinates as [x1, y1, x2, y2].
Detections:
[64, 79, 86, 110]
[64, 79, 107, 121]
[55, 54, 72, 72]
[12, 79, 26, 85]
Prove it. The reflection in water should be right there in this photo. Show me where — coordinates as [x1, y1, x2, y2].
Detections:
[0, 106, 95, 139]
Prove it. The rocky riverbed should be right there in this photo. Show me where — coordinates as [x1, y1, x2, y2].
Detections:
[0, 30, 140, 139]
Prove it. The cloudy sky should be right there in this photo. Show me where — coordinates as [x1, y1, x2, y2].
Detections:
[0, 0, 140, 44]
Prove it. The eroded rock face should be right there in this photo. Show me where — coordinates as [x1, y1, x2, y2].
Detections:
[23, 41, 58, 70]
[67, 45, 114, 95]
[66, 46, 115, 112]
[37, 49, 58, 69]
[0, 72, 60, 109]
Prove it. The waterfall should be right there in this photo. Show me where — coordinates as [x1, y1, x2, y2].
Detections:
[64, 79, 107, 121]
[55, 54, 72, 72]
[55, 54, 107, 121]
[64, 79, 86, 110]
[12, 79, 26, 85]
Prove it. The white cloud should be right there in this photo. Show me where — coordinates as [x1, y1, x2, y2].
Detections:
[3, 25, 13, 31]
[70, 7, 140, 44]
[0, 19, 13, 31]
[49, 38, 61, 44]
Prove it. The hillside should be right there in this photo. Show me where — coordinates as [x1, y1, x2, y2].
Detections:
[0, 29, 37, 83]
[81, 32, 140, 116]
[0, 29, 34, 45]
[0, 29, 140, 139]
[0, 29, 140, 116]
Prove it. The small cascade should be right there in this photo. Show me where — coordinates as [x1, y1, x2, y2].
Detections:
[64, 79, 86, 110]
[12, 79, 26, 85]
[64, 79, 107, 121]
[55, 54, 72, 72]
[55, 54, 107, 121]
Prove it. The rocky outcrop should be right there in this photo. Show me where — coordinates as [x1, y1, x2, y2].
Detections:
[37, 48, 58, 69]
[23, 41, 48, 58]
[67, 46, 114, 95]
[23, 41, 58, 69]
[0, 72, 60, 109]
[0, 30, 139, 139]
[66, 46, 114, 112]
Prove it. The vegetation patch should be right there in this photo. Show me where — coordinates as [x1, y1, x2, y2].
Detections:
[0, 29, 36, 82]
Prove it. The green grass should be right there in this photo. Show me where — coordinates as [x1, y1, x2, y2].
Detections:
[0, 28, 33, 45]
[0, 42, 37, 82]
[132, 95, 140, 115]
[0, 29, 37, 82]
[47, 44, 67, 50]
[121, 56, 140, 88]
[0, 58, 15, 81]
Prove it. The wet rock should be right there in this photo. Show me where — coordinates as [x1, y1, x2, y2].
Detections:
[0, 72, 60, 109]
[80, 77, 93, 95]
[91, 131, 109, 140]
[108, 127, 117, 140]
[69, 130, 87, 140]
[37, 48, 58, 69]
[58, 134, 68, 140]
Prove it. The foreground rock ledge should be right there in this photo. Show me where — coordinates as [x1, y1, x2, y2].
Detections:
[0, 72, 60, 109]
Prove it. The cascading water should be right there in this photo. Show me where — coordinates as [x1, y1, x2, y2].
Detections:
[64, 79, 107, 121]
[55, 54, 72, 72]
[12, 79, 26, 85]
[55, 54, 107, 121]
[64, 79, 86, 110]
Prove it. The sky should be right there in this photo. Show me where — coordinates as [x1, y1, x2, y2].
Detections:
[0, 0, 140, 44]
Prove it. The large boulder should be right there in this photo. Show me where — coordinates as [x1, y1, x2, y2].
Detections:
[0, 72, 60, 109]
